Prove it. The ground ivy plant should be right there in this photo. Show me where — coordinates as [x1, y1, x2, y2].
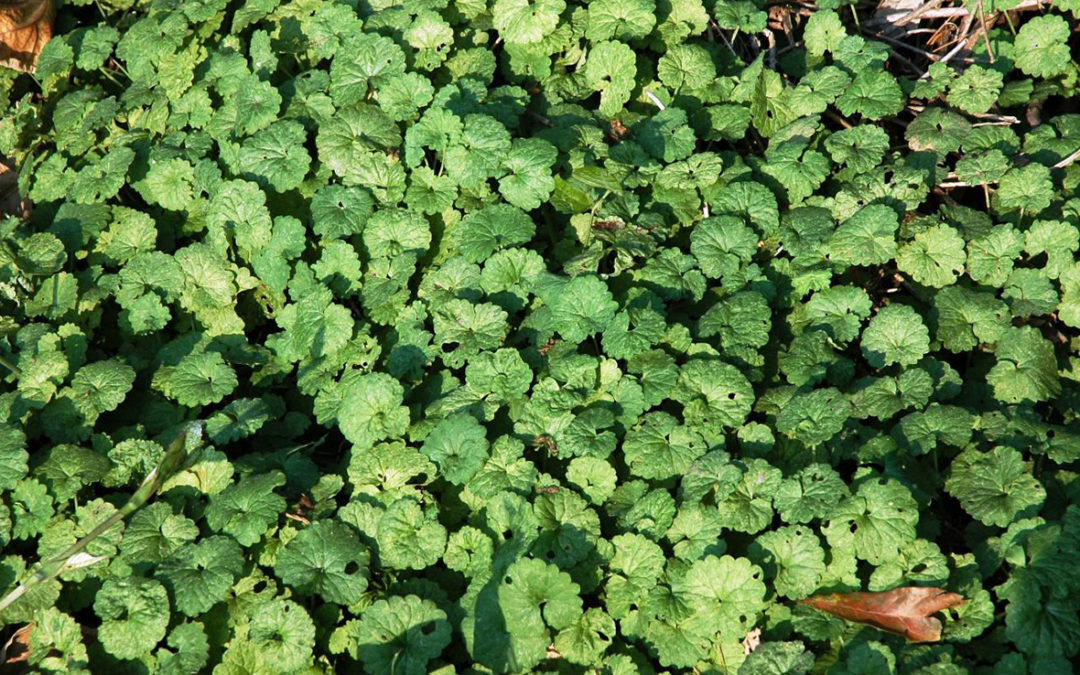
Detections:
[2, 0, 1080, 672]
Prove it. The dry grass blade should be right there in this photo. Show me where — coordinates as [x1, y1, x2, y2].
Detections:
[800, 587, 967, 642]
[0, 0, 54, 73]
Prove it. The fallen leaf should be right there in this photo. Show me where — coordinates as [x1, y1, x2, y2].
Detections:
[0, 158, 30, 219]
[0, 0, 54, 73]
[0, 622, 32, 664]
[799, 587, 967, 642]
[741, 627, 762, 655]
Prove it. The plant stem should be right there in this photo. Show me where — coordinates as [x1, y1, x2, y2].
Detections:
[0, 423, 202, 615]
[0, 352, 20, 377]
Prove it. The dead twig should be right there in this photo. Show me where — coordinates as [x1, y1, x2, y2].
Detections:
[893, 0, 947, 26]
[764, 29, 777, 70]
[920, 38, 968, 78]
[917, 0, 1044, 19]
[1053, 147, 1080, 169]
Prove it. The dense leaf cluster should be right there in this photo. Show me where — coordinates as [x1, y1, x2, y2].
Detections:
[2, 0, 1080, 672]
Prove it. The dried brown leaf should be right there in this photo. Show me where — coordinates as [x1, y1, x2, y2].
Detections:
[0, 0, 55, 73]
[1, 622, 33, 664]
[741, 627, 762, 655]
[0, 158, 30, 219]
[799, 587, 967, 643]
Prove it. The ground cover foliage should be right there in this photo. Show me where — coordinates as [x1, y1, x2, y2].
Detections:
[1, 0, 1080, 671]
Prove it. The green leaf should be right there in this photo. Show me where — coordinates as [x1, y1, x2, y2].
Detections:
[156, 536, 244, 616]
[675, 359, 754, 441]
[896, 224, 966, 288]
[376, 497, 449, 570]
[310, 184, 373, 240]
[238, 120, 311, 192]
[495, 557, 583, 670]
[624, 412, 708, 480]
[0, 426, 28, 492]
[738, 641, 815, 675]
[548, 275, 618, 344]
[204, 471, 287, 546]
[246, 599, 316, 671]
[804, 9, 846, 57]
[947, 65, 1004, 115]
[344, 595, 452, 675]
[604, 532, 665, 618]
[774, 464, 849, 525]
[829, 205, 899, 267]
[1025, 220, 1079, 280]
[836, 70, 904, 120]
[1014, 15, 1072, 78]
[338, 374, 411, 449]
[493, 0, 566, 44]
[967, 224, 1024, 286]
[987, 327, 1061, 404]
[586, 0, 656, 41]
[679, 554, 767, 637]
[716, 458, 782, 534]
[95, 577, 170, 660]
[691, 216, 758, 280]
[154, 351, 238, 408]
[659, 44, 716, 92]
[760, 139, 831, 204]
[946, 446, 1046, 527]
[364, 207, 431, 259]
[823, 478, 918, 564]
[457, 204, 536, 262]
[825, 125, 889, 173]
[120, 502, 199, 565]
[749, 525, 826, 599]
[421, 414, 491, 485]
[156, 622, 210, 675]
[583, 41, 637, 117]
[995, 163, 1054, 214]
[932, 285, 1010, 352]
[998, 569, 1080, 658]
[275, 520, 370, 604]
[775, 387, 852, 446]
[329, 34, 406, 106]
[861, 304, 930, 368]
[498, 138, 557, 209]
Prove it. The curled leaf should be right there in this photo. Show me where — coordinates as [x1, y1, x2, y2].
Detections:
[800, 587, 967, 642]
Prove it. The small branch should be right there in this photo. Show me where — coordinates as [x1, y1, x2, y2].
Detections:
[916, 0, 1044, 19]
[893, 0, 947, 26]
[976, 0, 996, 64]
[826, 110, 853, 130]
[644, 90, 666, 110]
[1053, 147, 1080, 169]
[920, 38, 968, 79]
[971, 113, 1019, 127]
[527, 110, 553, 127]
[869, 31, 941, 61]
[711, 22, 740, 60]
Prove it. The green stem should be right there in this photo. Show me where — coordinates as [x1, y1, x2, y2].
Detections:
[0, 423, 202, 615]
[1002, 9, 1017, 35]
[0, 352, 20, 377]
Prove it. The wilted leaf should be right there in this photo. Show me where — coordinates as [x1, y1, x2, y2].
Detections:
[800, 587, 967, 642]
